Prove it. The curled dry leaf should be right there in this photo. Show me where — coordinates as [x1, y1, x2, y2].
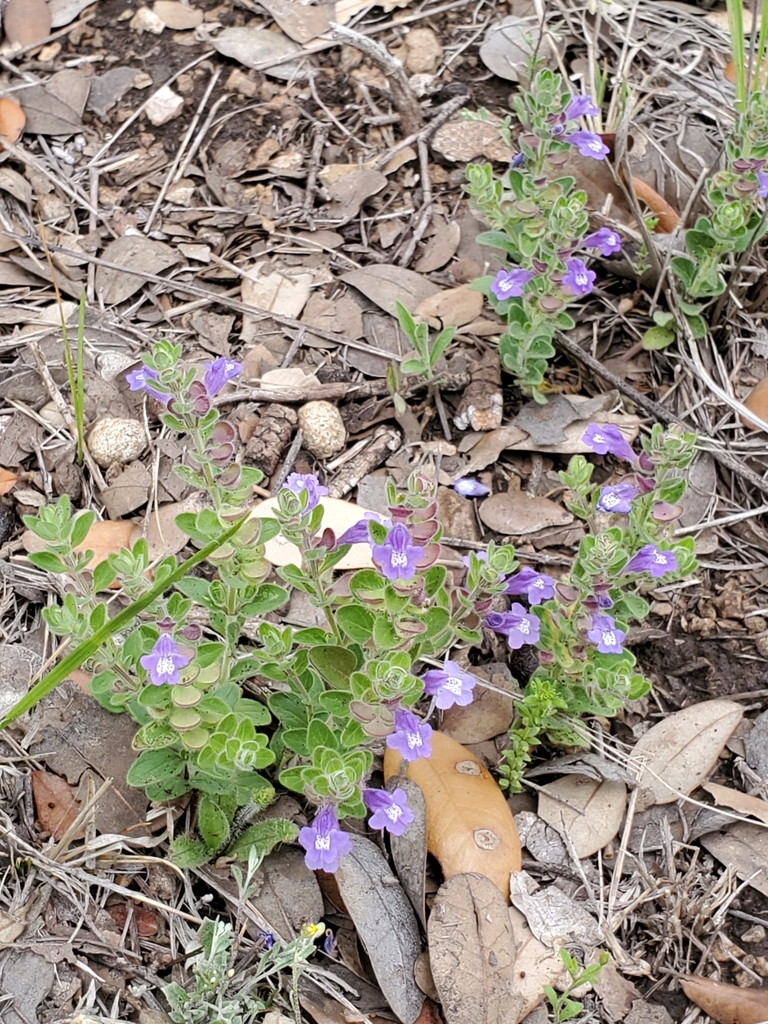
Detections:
[537, 774, 627, 859]
[0, 467, 19, 496]
[31, 769, 84, 841]
[739, 378, 768, 431]
[631, 177, 680, 234]
[340, 264, 442, 318]
[415, 285, 484, 330]
[508, 871, 602, 948]
[248, 496, 375, 570]
[0, 98, 25, 145]
[335, 834, 424, 1024]
[428, 873, 524, 1024]
[630, 699, 743, 806]
[384, 731, 521, 899]
[680, 975, 768, 1024]
[702, 782, 768, 826]
[699, 821, 768, 898]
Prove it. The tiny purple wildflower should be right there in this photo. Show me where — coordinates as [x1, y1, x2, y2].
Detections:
[582, 422, 636, 462]
[582, 227, 622, 256]
[511, 152, 525, 168]
[203, 356, 243, 397]
[504, 566, 555, 606]
[587, 614, 626, 654]
[284, 472, 329, 512]
[452, 477, 490, 498]
[298, 805, 353, 873]
[596, 482, 639, 514]
[565, 130, 610, 160]
[256, 930, 275, 950]
[622, 544, 678, 579]
[323, 929, 336, 955]
[758, 172, 768, 199]
[562, 257, 596, 297]
[125, 366, 172, 405]
[363, 787, 415, 836]
[139, 634, 190, 686]
[337, 511, 387, 545]
[386, 709, 432, 761]
[490, 267, 535, 301]
[372, 523, 424, 581]
[486, 603, 541, 649]
[565, 95, 600, 120]
[422, 659, 477, 710]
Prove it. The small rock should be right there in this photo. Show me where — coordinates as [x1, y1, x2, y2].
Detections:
[146, 85, 184, 125]
[133, 71, 153, 89]
[404, 27, 443, 74]
[432, 118, 514, 163]
[297, 401, 346, 460]
[153, 0, 203, 29]
[87, 66, 138, 118]
[742, 925, 766, 943]
[225, 67, 258, 97]
[757, 635, 768, 658]
[130, 6, 165, 32]
[97, 351, 136, 381]
[88, 418, 146, 468]
[39, 401, 67, 429]
[746, 615, 767, 634]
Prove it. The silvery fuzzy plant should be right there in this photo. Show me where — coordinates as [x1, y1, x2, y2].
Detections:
[20, 342, 696, 870]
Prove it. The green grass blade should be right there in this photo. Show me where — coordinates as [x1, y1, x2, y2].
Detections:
[0, 512, 250, 730]
[726, 0, 746, 110]
[76, 292, 86, 465]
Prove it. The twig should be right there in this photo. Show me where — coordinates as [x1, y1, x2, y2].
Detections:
[397, 136, 433, 267]
[329, 22, 424, 136]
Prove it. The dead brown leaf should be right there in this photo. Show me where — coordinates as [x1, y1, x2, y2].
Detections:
[700, 821, 768, 898]
[681, 975, 768, 1024]
[0, 467, 19, 496]
[384, 731, 521, 899]
[4, 0, 51, 47]
[325, 169, 387, 225]
[479, 492, 573, 536]
[31, 769, 84, 841]
[340, 264, 442, 317]
[415, 285, 484, 329]
[414, 217, 461, 273]
[703, 782, 768, 826]
[537, 775, 627, 858]
[96, 235, 179, 305]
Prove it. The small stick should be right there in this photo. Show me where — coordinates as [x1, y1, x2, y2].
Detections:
[329, 22, 424, 137]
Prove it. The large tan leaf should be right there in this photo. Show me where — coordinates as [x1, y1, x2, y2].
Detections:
[248, 496, 375, 569]
[700, 821, 768, 898]
[630, 699, 743, 805]
[384, 731, 521, 899]
[335, 835, 424, 1024]
[96, 235, 179, 305]
[703, 782, 768, 826]
[428, 873, 523, 1024]
[23, 518, 135, 569]
[537, 775, 627, 858]
[340, 264, 441, 317]
[681, 975, 768, 1024]
[508, 906, 567, 1020]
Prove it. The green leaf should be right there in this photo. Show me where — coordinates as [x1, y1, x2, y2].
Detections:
[670, 255, 695, 289]
[226, 818, 299, 861]
[307, 718, 339, 752]
[429, 326, 456, 368]
[268, 693, 307, 730]
[69, 511, 96, 548]
[474, 231, 521, 256]
[684, 311, 707, 339]
[372, 614, 400, 649]
[92, 559, 117, 592]
[243, 584, 289, 616]
[126, 749, 185, 787]
[336, 604, 374, 643]
[641, 325, 676, 351]
[170, 836, 212, 868]
[309, 645, 357, 688]
[198, 795, 230, 850]
[401, 358, 427, 375]
[278, 765, 306, 793]
[27, 551, 68, 574]
[350, 569, 385, 600]
[174, 576, 213, 605]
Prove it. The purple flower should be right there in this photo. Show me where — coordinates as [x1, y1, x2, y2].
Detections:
[562, 257, 596, 297]
[486, 603, 541, 649]
[511, 152, 525, 168]
[323, 929, 336, 955]
[596, 482, 638, 514]
[139, 634, 190, 686]
[583, 227, 622, 256]
[256, 930, 275, 950]
[386, 709, 432, 761]
[298, 805, 353, 873]
[582, 422, 636, 462]
[504, 566, 555, 605]
[372, 523, 424, 581]
[284, 473, 329, 512]
[565, 130, 610, 160]
[758, 172, 768, 199]
[422, 659, 477, 709]
[126, 365, 172, 405]
[565, 95, 600, 120]
[337, 511, 387, 545]
[622, 544, 678, 578]
[363, 787, 415, 836]
[490, 267, 534, 300]
[203, 356, 243, 397]
[586, 614, 626, 654]
[453, 477, 490, 498]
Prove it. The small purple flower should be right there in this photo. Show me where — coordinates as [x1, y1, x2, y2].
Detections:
[284, 472, 329, 512]
[126, 366, 172, 405]
[453, 477, 490, 498]
[337, 511, 388, 545]
[511, 152, 525, 168]
[504, 566, 555, 606]
[490, 267, 535, 301]
[565, 95, 600, 120]
[422, 659, 477, 709]
[323, 929, 336, 955]
[372, 523, 424, 581]
[562, 257, 596, 297]
[565, 130, 610, 160]
[758, 172, 768, 199]
[622, 544, 678, 579]
[486, 603, 541, 649]
[386, 709, 432, 761]
[596, 482, 639, 514]
[363, 787, 415, 836]
[256, 930, 275, 950]
[582, 422, 636, 462]
[203, 356, 243, 397]
[586, 614, 626, 654]
[298, 805, 353, 873]
[583, 227, 622, 256]
[139, 634, 190, 686]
